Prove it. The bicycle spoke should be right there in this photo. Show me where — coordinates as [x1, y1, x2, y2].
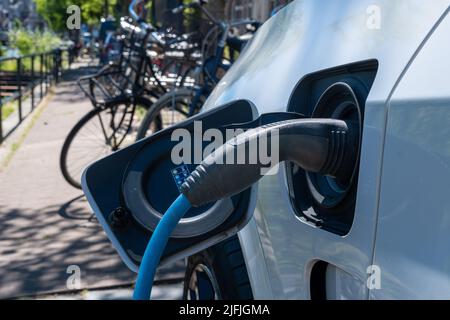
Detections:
[63, 102, 138, 187]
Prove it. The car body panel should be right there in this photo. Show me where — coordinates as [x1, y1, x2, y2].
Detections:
[371, 13, 450, 299]
[201, 0, 450, 299]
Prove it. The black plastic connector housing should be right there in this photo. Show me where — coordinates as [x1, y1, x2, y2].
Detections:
[181, 119, 357, 207]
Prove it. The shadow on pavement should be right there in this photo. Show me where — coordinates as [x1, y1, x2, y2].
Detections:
[0, 202, 134, 299]
[0, 62, 185, 299]
[58, 195, 96, 221]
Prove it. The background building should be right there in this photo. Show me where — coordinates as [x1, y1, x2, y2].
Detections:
[226, 0, 293, 21]
[0, 0, 44, 31]
[149, 0, 292, 33]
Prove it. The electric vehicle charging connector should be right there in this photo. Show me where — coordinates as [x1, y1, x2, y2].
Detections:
[134, 116, 360, 300]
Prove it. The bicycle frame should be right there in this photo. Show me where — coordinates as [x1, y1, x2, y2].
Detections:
[186, 19, 258, 117]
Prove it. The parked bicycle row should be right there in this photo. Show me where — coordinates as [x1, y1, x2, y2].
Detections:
[60, 0, 260, 190]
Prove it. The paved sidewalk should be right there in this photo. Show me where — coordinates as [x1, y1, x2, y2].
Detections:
[28, 283, 183, 300]
[0, 63, 184, 299]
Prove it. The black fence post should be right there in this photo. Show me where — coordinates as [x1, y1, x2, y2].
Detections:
[48, 53, 52, 87]
[44, 54, 47, 91]
[56, 50, 59, 83]
[40, 54, 44, 100]
[55, 49, 61, 84]
[45, 54, 48, 95]
[17, 57, 22, 122]
[0, 97, 2, 144]
[31, 55, 35, 110]
[69, 47, 73, 67]
[51, 53, 54, 85]
[0, 59, 2, 144]
[43, 54, 46, 95]
[0, 101, 2, 144]
[52, 52, 55, 85]
[0, 102, 2, 145]
[51, 53, 54, 86]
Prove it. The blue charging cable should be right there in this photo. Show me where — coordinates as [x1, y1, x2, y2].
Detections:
[133, 194, 191, 300]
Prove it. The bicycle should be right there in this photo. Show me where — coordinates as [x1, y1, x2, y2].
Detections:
[60, 0, 204, 189]
[136, 0, 260, 140]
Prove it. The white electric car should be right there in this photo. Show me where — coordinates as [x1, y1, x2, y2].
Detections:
[83, 0, 450, 299]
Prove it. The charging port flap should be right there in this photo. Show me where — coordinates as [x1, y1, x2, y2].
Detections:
[83, 100, 301, 272]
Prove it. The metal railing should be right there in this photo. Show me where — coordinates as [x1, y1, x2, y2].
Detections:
[0, 48, 75, 144]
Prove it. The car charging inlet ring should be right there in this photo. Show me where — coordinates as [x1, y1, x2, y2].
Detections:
[306, 82, 363, 209]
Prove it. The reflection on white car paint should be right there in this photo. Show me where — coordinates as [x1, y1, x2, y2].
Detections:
[203, 0, 450, 299]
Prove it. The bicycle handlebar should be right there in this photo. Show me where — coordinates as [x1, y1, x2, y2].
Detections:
[127, 0, 168, 47]
[129, 0, 142, 22]
[129, 0, 154, 31]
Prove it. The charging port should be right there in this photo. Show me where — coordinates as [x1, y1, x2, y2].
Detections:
[306, 82, 362, 209]
[287, 60, 378, 235]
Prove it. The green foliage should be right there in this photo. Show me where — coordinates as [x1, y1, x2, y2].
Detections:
[80, 0, 113, 26]
[34, 0, 118, 32]
[36, 31, 63, 52]
[8, 28, 62, 56]
[1, 101, 18, 121]
[34, 0, 69, 32]
[8, 29, 34, 55]
[0, 60, 18, 72]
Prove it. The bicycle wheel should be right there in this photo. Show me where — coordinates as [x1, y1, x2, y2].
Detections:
[60, 98, 151, 189]
[136, 88, 206, 140]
